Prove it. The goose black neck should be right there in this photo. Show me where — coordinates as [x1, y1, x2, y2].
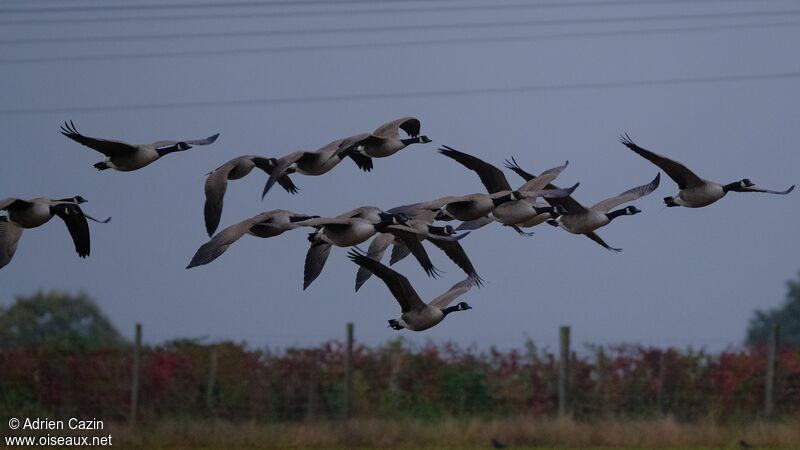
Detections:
[156, 143, 186, 157]
[441, 305, 461, 316]
[428, 225, 450, 236]
[401, 137, 422, 146]
[723, 181, 743, 192]
[605, 208, 629, 221]
[533, 205, 556, 215]
[492, 193, 516, 207]
[374, 218, 396, 231]
[252, 157, 273, 173]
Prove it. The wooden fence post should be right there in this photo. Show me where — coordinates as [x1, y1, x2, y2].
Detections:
[206, 345, 218, 414]
[657, 349, 668, 415]
[307, 350, 319, 421]
[129, 323, 141, 430]
[559, 325, 570, 417]
[764, 324, 778, 418]
[344, 322, 354, 420]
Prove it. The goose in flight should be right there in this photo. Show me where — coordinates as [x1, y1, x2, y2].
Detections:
[348, 250, 475, 331]
[0, 196, 110, 269]
[354, 207, 480, 291]
[203, 155, 298, 236]
[504, 158, 628, 252]
[438, 146, 573, 233]
[337, 117, 431, 171]
[545, 173, 661, 251]
[60, 121, 219, 171]
[260, 138, 354, 199]
[299, 212, 435, 290]
[187, 210, 317, 269]
[620, 134, 793, 208]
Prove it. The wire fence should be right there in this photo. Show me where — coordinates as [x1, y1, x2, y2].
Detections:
[1, 323, 797, 424]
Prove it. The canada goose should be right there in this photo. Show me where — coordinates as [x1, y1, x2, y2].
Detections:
[60, 120, 219, 171]
[545, 173, 661, 251]
[437, 188, 574, 222]
[504, 158, 629, 252]
[437, 146, 574, 224]
[334, 206, 460, 283]
[0, 196, 110, 269]
[620, 134, 794, 208]
[300, 212, 433, 290]
[354, 207, 480, 291]
[260, 138, 350, 199]
[187, 210, 317, 269]
[204, 155, 299, 236]
[338, 117, 432, 171]
[348, 250, 475, 331]
[442, 151, 573, 234]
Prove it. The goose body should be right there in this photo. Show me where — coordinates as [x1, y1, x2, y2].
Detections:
[187, 210, 317, 268]
[503, 158, 624, 251]
[260, 138, 347, 198]
[60, 121, 219, 172]
[310, 218, 384, 247]
[0, 196, 110, 269]
[204, 155, 294, 236]
[549, 173, 660, 238]
[620, 134, 794, 208]
[489, 199, 558, 228]
[438, 146, 572, 231]
[348, 250, 474, 331]
[338, 117, 431, 171]
[299, 213, 412, 289]
[354, 205, 480, 291]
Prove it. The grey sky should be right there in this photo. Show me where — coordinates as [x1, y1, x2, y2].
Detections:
[1, 0, 798, 351]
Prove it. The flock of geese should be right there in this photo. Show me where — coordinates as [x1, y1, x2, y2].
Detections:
[1, 117, 794, 332]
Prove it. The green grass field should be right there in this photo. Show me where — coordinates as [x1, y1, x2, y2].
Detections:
[94, 417, 799, 449]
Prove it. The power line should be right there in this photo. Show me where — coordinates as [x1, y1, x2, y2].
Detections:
[0, 0, 447, 14]
[0, 0, 789, 25]
[3, 71, 798, 116]
[1, 20, 796, 65]
[3, 9, 798, 46]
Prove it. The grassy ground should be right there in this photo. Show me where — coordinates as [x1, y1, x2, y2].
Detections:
[97, 417, 800, 449]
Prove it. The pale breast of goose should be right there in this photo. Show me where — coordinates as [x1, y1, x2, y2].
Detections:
[8, 199, 54, 228]
[320, 220, 379, 247]
[224, 156, 259, 179]
[674, 182, 726, 208]
[490, 200, 551, 226]
[556, 210, 611, 235]
[400, 307, 446, 332]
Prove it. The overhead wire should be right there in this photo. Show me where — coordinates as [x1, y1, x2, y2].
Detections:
[1, 19, 796, 65]
[3, 71, 798, 116]
[0, 0, 787, 14]
[0, 0, 790, 26]
[3, 9, 798, 46]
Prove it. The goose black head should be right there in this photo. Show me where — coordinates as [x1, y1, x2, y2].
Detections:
[58, 196, 87, 204]
[510, 190, 524, 201]
[457, 302, 472, 311]
[606, 205, 640, 221]
[394, 212, 410, 224]
[177, 142, 192, 151]
[442, 224, 455, 235]
[267, 157, 279, 166]
[724, 178, 755, 192]
[379, 212, 409, 226]
[419, 135, 432, 144]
